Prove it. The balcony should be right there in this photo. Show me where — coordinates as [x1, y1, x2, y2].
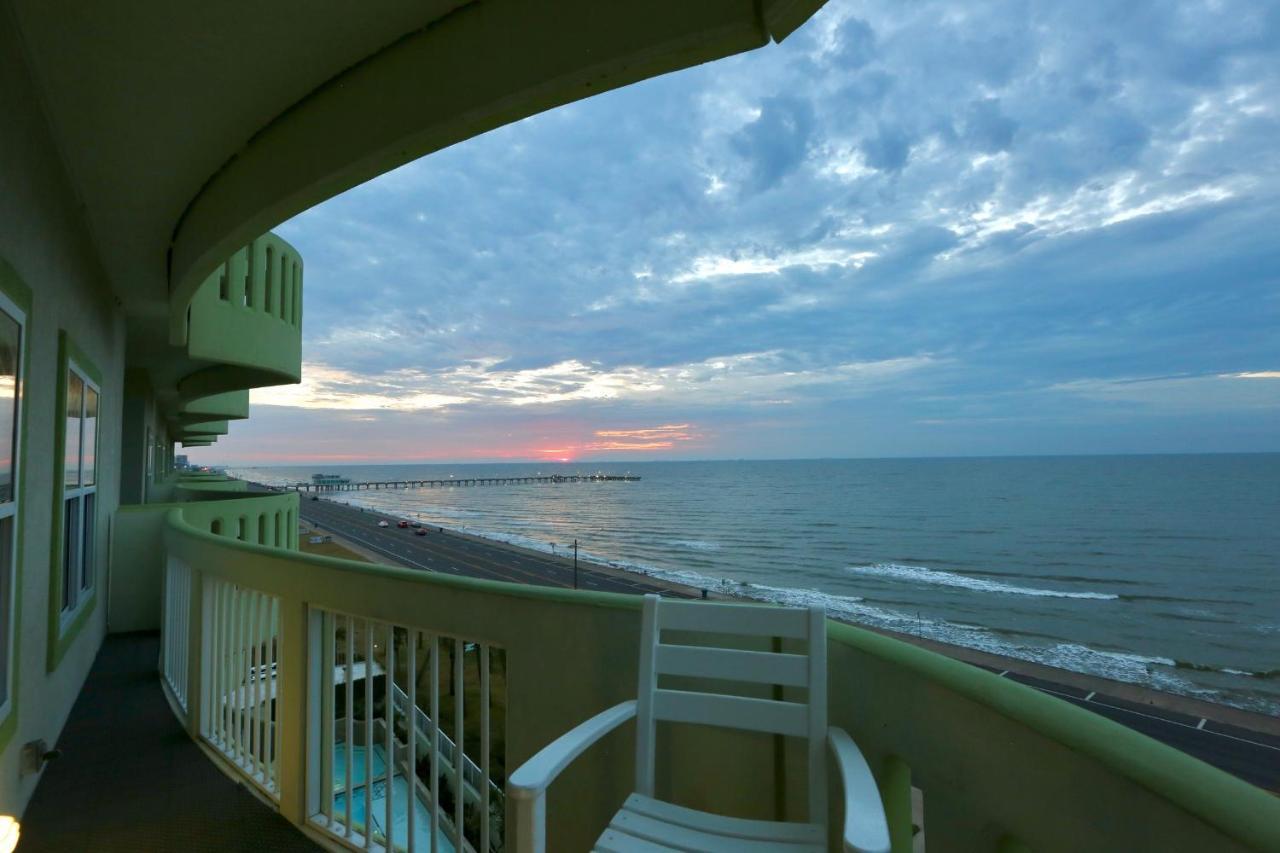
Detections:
[25, 486, 1259, 852]
[177, 234, 304, 400]
[174, 390, 251, 425]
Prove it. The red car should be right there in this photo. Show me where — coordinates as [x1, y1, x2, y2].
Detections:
[396, 520, 409, 528]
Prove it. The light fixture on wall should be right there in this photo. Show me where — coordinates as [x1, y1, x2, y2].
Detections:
[0, 815, 18, 853]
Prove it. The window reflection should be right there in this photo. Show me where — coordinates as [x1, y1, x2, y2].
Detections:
[0, 311, 18, 504]
[65, 372, 82, 487]
[83, 388, 97, 486]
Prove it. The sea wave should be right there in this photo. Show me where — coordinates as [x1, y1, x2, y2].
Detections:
[847, 562, 1119, 600]
[1175, 661, 1280, 680]
[298, 489, 1278, 715]
[668, 539, 722, 552]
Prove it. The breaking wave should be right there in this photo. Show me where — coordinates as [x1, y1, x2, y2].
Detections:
[847, 562, 1119, 600]
[669, 539, 722, 551]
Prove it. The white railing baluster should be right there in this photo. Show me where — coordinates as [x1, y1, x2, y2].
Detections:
[183, 567, 189, 701]
[385, 623, 395, 850]
[430, 634, 439, 853]
[164, 566, 173, 696]
[345, 614, 354, 837]
[321, 611, 334, 825]
[258, 591, 268, 782]
[364, 622, 374, 850]
[266, 591, 276, 788]
[242, 589, 251, 770]
[221, 583, 231, 750]
[407, 630, 417, 853]
[249, 591, 259, 778]
[236, 586, 247, 768]
[180, 567, 188, 706]
[203, 579, 215, 737]
[263, 591, 271, 783]
[167, 567, 176, 700]
[481, 644, 490, 853]
[234, 586, 242, 764]
[214, 581, 224, 747]
[453, 637, 464, 851]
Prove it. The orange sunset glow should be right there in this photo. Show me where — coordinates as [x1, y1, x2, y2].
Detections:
[531, 424, 697, 461]
[208, 422, 704, 465]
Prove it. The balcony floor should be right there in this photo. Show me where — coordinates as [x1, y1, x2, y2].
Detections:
[19, 632, 317, 852]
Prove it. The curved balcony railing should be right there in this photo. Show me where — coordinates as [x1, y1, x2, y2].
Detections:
[177, 232, 303, 399]
[174, 390, 250, 425]
[147, 488, 1280, 853]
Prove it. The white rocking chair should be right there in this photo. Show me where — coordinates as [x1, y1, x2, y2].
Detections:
[508, 594, 891, 852]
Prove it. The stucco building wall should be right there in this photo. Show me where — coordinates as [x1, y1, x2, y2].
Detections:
[0, 17, 126, 816]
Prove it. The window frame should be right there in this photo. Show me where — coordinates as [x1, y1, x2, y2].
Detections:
[0, 287, 26, 729]
[48, 331, 104, 672]
[59, 358, 99, 627]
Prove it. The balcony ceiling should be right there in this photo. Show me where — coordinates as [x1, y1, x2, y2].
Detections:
[10, 0, 821, 329]
[10, 0, 471, 313]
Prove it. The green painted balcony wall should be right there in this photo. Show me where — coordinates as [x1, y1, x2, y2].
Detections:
[178, 420, 229, 439]
[175, 390, 250, 424]
[112, 489, 298, 632]
[180, 232, 303, 399]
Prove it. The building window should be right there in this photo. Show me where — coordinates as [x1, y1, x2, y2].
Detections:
[61, 361, 99, 618]
[0, 293, 25, 720]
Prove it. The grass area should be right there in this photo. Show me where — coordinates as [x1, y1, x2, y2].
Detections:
[299, 533, 372, 563]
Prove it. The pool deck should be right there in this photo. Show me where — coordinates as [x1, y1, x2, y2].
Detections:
[18, 632, 317, 852]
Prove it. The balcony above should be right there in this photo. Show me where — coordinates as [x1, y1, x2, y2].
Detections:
[173, 390, 251, 425]
[179, 234, 304, 399]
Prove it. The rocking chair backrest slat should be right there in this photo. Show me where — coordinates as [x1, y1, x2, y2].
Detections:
[655, 644, 809, 687]
[656, 599, 810, 639]
[633, 594, 830, 823]
[653, 689, 809, 736]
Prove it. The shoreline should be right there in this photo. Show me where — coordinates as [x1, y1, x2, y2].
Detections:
[303, 491, 1280, 739]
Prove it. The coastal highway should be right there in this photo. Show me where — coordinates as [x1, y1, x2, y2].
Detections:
[298, 494, 691, 597]
[294, 492, 1280, 792]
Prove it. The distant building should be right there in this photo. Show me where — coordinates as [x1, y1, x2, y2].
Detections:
[311, 472, 351, 490]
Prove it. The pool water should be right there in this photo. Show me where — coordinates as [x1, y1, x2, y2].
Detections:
[332, 744, 457, 852]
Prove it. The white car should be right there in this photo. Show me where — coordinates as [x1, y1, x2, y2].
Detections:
[377, 520, 389, 528]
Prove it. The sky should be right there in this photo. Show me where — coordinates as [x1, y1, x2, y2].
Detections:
[189, 0, 1280, 466]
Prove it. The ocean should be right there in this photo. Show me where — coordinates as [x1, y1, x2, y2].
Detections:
[231, 455, 1280, 715]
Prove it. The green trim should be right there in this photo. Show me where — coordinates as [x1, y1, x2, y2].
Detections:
[0, 258, 32, 752]
[47, 330, 103, 673]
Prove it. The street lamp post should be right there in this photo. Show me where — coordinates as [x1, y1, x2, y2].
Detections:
[573, 539, 579, 590]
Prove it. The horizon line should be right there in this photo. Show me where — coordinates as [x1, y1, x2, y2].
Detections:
[191, 449, 1280, 468]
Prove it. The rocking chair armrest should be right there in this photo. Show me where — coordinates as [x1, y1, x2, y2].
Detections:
[828, 727, 892, 853]
[508, 700, 638, 799]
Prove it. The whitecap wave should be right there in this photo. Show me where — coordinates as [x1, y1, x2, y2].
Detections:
[669, 539, 722, 551]
[848, 562, 1118, 600]
[302, 491, 1277, 715]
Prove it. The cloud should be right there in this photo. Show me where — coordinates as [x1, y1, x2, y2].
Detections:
[1046, 373, 1280, 412]
[191, 0, 1280, 464]
[729, 96, 815, 191]
[585, 423, 697, 452]
[252, 352, 944, 413]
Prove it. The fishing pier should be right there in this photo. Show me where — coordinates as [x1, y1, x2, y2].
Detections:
[293, 473, 641, 492]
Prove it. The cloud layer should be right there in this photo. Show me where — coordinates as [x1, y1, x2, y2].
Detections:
[198, 0, 1279, 464]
